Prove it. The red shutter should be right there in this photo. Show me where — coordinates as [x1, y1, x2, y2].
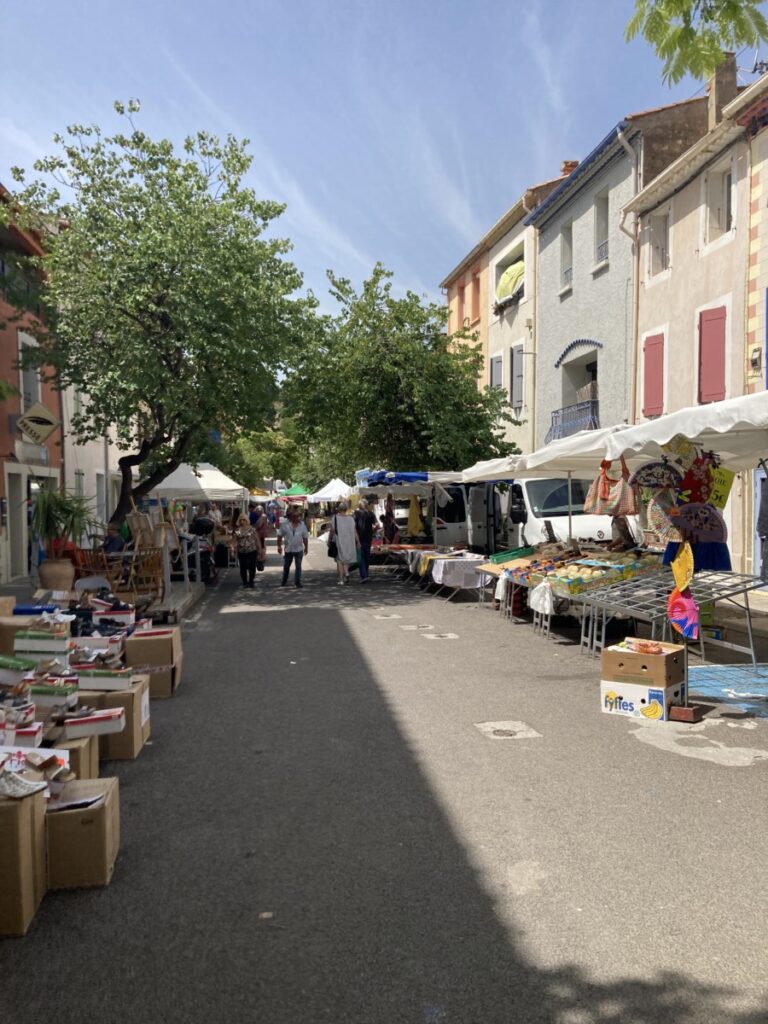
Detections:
[642, 333, 664, 417]
[698, 306, 726, 403]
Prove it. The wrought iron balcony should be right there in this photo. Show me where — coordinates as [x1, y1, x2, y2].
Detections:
[596, 239, 609, 263]
[562, 266, 572, 288]
[545, 399, 600, 443]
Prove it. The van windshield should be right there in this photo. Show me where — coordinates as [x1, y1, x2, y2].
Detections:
[524, 479, 591, 519]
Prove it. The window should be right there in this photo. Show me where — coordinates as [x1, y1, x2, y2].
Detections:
[698, 306, 726, 403]
[457, 283, 466, 326]
[649, 211, 670, 276]
[470, 269, 480, 323]
[524, 479, 591, 518]
[489, 355, 503, 389]
[642, 333, 665, 417]
[561, 224, 573, 288]
[18, 331, 40, 412]
[594, 191, 609, 264]
[74, 470, 85, 497]
[510, 345, 524, 410]
[437, 486, 466, 524]
[705, 160, 734, 244]
[95, 472, 106, 524]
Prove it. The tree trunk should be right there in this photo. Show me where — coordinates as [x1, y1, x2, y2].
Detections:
[109, 431, 195, 527]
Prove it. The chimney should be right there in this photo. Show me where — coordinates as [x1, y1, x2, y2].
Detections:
[561, 160, 579, 176]
[707, 52, 738, 130]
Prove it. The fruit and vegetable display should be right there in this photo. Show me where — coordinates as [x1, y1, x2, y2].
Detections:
[503, 547, 663, 597]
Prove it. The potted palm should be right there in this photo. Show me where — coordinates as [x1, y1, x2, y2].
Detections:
[31, 488, 100, 590]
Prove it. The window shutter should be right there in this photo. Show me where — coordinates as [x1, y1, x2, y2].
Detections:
[490, 356, 502, 388]
[511, 346, 524, 408]
[698, 307, 726, 403]
[642, 333, 664, 417]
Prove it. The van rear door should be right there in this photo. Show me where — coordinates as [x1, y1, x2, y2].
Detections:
[434, 485, 467, 546]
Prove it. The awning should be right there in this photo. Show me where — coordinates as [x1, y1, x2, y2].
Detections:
[307, 478, 352, 503]
[605, 392, 768, 470]
[495, 261, 525, 302]
[151, 463, 248, 502]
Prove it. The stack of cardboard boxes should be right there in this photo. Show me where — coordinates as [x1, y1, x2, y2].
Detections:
[0, 597, 184, 937]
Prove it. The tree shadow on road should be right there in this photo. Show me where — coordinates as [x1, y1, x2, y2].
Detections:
[4, 577, 765, 1024]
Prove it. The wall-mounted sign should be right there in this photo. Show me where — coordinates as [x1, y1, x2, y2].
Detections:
[16, 401, 60, 445]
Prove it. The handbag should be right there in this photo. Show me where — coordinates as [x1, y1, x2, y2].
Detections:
[327, 516, 338, 559]
[583, 457, 639, 517]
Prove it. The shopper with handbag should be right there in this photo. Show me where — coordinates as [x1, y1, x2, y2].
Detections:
[328, 501, 359, 585]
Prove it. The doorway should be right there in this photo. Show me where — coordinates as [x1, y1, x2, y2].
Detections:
[7, 470, 25, 579]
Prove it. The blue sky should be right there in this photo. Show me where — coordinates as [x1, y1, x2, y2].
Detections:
[2, 1, 763, 307]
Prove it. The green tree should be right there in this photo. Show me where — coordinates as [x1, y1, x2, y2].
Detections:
[626, 0, 768, 83]
[2, 101, 310, 523]
[219, 423, 300, 491]
[284, 264, 517, 476]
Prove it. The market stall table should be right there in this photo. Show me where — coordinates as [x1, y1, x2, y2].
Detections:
[579, 569, 764, 666]
[428, 552, 489, 600]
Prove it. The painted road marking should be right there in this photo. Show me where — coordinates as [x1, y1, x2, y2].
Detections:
[421, 632, 459, 640]
[474, 720, 542, 740]
[630, 719, 768, 767]
[399, 624, 434, 631]
[373, 614, 402, 620]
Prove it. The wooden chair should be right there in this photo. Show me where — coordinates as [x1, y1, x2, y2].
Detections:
[75, 548, 124, 591]
[128, 547, 165, 603]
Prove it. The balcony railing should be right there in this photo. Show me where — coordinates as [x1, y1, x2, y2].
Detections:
[545, 399, 600, 443]
[562, 266, 572, 288]
[596, 239, 609, 263]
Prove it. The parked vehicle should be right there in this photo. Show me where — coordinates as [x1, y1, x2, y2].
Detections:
[506, 477, 637, 546]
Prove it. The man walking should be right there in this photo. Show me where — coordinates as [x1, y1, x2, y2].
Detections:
[353, 498, 379, 583]
[277, 504, 309, 588]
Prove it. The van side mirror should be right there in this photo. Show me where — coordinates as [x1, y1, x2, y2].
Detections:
[509, 486, 527, 525]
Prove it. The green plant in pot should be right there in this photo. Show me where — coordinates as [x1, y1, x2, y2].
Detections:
[31, 488, 100, 590]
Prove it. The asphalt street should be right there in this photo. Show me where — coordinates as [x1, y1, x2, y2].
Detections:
[4, 538, 768, 1024]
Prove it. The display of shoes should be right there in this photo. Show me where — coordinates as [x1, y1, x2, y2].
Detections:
[0, 769, 47, 799]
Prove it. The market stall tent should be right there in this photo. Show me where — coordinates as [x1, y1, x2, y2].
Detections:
[307, 478, 351, 503]
[278, 484, 308, 498]
[151, 463, 248, 503]
[605, 391, 768, 470]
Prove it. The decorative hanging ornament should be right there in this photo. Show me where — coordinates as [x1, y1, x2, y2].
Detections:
[629, 460, 683, 491]
[677, 455, 714, 505]
[647, 492, 682, 543]
[671, 540, 694, 591]
[660, 434, 698, 471]
[670, 503, 728, 543]
[667, 586, 700, 640]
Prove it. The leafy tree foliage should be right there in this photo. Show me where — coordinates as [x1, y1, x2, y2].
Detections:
[2, 101, 309, 522]
[284, 265, 517, 478]
[218, 423, 300, 492]
[626, 0, 768, 83]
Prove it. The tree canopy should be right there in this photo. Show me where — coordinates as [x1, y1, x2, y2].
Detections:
[2, 101, 310, 522]
[626, 0, 768, 83]
[283, 265, 517, 479]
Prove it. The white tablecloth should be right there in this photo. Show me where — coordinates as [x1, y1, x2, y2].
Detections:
[431, 553, 487, 588]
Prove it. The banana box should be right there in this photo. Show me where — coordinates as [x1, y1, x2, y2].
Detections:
[600, 680, 686, 721]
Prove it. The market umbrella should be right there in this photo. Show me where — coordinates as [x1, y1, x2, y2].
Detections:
[307, 478, 351, 503]
[152, 463, 248, 503]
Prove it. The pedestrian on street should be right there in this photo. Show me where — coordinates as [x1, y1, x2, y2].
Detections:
[353, 498, 379, 583]
[232, 514, 265, 589]
[277, 504, 309, 588]
[328, 500, 359, 585]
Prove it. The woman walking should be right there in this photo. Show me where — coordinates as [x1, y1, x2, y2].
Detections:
[232, 514, 265, 589]
[328, 500, 359, 585]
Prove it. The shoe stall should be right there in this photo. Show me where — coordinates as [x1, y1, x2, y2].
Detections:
[0, 580, 186, 936]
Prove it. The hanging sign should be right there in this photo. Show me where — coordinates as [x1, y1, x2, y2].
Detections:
[16, 402, 60, 445]
[708, 468, 735, 510]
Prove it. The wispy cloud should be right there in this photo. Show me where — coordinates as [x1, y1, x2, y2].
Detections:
[0, 117, 48, 170]
[161, 45, 377, 281]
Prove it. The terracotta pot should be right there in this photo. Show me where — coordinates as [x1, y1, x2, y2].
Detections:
[38, 558, 76, 591]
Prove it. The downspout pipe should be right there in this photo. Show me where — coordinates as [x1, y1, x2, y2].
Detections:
[617, 128, 640, 424]
[521, 191, 537, 448]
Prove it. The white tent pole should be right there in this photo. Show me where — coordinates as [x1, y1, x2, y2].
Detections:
[568, 471, 573, 542]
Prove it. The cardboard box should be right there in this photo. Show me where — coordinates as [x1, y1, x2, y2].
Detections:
[0, 790, 47, 935]
[601, 640, 685, 686]
[7, 721, 44, 748]
[146, 653, 183, 699]
[124, 628, 182, 669]
[58, 735, 99, 779]
[71, 634, 125, 655]
[80, 676, 151, 760]
[70, 667, 134, 691]
[0, 615, 38, 656]
[600, 679, 686, 721]
[58, 707, 125, 741]
[13, 630, 71, 655]
[46, 778, 120, 889]
[91, 609, 135, 627]
[0, 745, 70, 772]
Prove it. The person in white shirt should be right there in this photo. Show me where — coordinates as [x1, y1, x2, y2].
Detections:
[277, 505, 310, 588]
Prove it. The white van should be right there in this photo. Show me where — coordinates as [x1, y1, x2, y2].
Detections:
[506, 477, 637, 547]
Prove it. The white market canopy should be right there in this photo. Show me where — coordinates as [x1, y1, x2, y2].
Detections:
[307, 478, 352, 503]
[462, 427, 631, 482]
[604, 391, 768, 471]
[152, 463, 248, 503]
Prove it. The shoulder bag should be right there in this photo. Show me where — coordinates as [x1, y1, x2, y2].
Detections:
[327, 516, 338, 559]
